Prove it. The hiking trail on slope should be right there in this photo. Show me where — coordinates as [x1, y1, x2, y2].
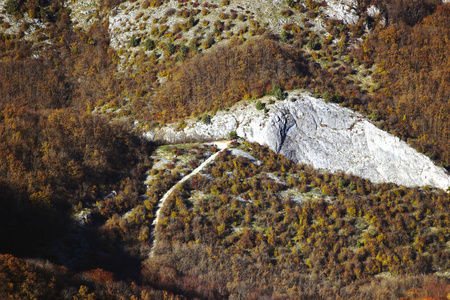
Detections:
[149, 140, 231, 256]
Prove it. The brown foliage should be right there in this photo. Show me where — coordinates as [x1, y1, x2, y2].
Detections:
[0, 253, 177, 299]
[384, 0, 437, 26]
[0, 57, 73, 109]
[146, 141, 450, 298]
[0, 105, 152, 256]
[361, 3, 450, 166]
[146, 38, 306, 122]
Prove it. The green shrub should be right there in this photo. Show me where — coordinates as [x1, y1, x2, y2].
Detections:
[177, 120, 187, 130]
[256, 100, 264, 110]
[272, 84, 286, 100]
[307, 39, 321, 50]
[144, 38, 155, 50]
[178, 44, 188, 61]
[370, 111, 379, 121]
[322, 91, 332, 103]
[166, 41, 175, 55]
[5, 0, 20, 16]
[281, 30, 289, 42]
[202, 114, 211, 125]
[129, 34, 140, 47]
[228, 131, 238, 139]
[348, 182, 356, 190]
[286, 0, 295, 8]
[332, 92, 343, 103]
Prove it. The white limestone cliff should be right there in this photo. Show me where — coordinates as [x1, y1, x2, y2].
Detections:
[144, 91, 450, 190]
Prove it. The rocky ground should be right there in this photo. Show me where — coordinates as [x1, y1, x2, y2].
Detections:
[146, 91, 450, 190]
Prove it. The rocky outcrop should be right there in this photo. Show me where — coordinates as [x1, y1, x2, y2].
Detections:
[144, 91, 450, 190]
[324, 0, 359, 25]
[324, 0, 383, 25]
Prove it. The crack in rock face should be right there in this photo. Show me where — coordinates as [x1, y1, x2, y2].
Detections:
[145, 91, 450, 190]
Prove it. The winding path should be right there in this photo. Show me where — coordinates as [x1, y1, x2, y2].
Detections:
[149, 141, 231, 256]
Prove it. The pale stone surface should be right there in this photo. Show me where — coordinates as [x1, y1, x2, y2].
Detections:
[367, 5, 381, 17]
[145, 91, 450, 190]
[65, 0, 100, 30]
[324, 0, 359, 25]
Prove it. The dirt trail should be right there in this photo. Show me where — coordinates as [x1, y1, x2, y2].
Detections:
[149, 141, 231, 256]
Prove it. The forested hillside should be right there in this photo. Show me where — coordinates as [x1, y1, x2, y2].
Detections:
[0, 0, 449, 298]
[147, 141, 450, 298]
[355, 2, 450, 168]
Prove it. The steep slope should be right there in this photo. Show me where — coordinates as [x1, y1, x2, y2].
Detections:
[146, 140, 450, 299]
[100, 0, 383, 72]
[149, 140, 230, 256]
[145, 91, 450, 190]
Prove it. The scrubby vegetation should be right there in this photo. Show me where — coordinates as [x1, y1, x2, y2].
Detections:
[1, 0, 449, 298]
[354, 3, 450, 168]
[143, 37, 305, 121]
[0, 253, 181, 299]
[136, 0, 448, 170]
[146, 141, 450, 298]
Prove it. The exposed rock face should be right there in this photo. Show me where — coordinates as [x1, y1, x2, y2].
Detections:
[324, 0, 359, 25]
[144, 91, 450, 190]
[324, 0, 383, 25]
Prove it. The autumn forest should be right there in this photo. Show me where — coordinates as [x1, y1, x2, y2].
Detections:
[0, 0, 449, 299]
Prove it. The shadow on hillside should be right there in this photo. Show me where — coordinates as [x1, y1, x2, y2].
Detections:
[52, 226, 144, 283]
[0, 181, 143, 283]
[0, 181, 72, 258]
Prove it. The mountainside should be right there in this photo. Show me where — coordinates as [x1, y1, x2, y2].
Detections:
[146, 91, 450, 190]
[1, 0, 450, 299]
[144, 140, 450, 299]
